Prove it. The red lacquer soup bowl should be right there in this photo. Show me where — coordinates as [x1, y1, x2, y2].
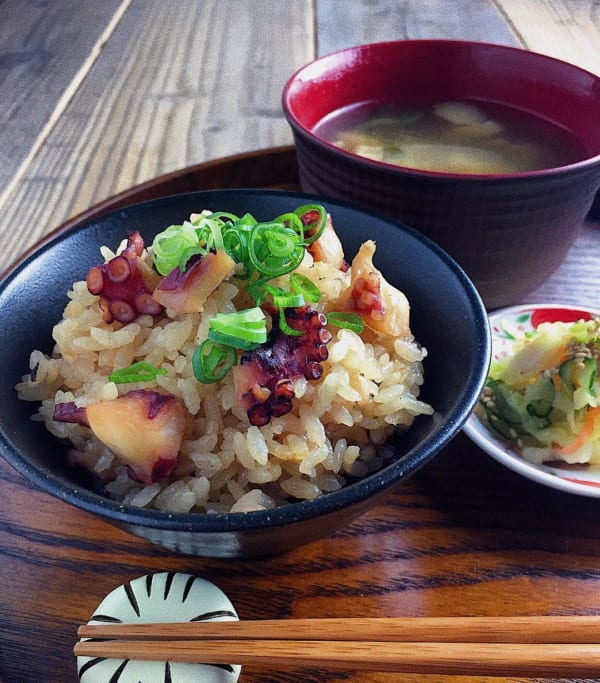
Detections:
[283, 40, 600, 309]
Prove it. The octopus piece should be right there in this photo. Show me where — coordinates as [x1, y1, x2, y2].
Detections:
[335, 240, 410, 338]
[307, 214, 348, 271]
[152, 249, 236, 315]
[232, 305, 332, 426]
[54, 390, 186, 484]
[86, 231, 163, 324]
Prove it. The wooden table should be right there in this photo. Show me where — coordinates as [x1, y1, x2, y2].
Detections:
[1, 2, 599, 682]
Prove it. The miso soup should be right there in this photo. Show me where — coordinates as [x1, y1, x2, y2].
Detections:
[313, 99, 588, 174]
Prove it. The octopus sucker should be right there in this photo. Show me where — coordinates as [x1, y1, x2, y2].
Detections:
[134, 292, 163, 316]
[233, 305, 333, 425]
[109, 299, 136, 323]
[85, 231, 164, 324]
[106, 256, 131, 283]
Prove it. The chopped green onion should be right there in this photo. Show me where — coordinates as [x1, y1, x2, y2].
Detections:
[273, 292, 306, 309]
[221, 227, 249, 273]
[278, 311, 303, 337]
[290, 273, 321, 303]
[275, 212, 305, 238]
[192, 339, 237, 383]
[248, 223, 305, 278]
[208, 308, 267, 350]
[236, 212, 258, 228]
[194, 216, 225, 253]
[151, 222, 202, 275]
[177, 245, 203, 271]
[265, 230, 297, 258]
[108, 361, 167, 384]
[260, 283, 287, 298]
[208, 329, 261, 350]
[152, 204, 328, 287]
[245, 277, 270, 305]
[202, 211, 238, 224]
[257, 282, 303, 308]
[327, 312, 365, 334]
[294, 204, 327, 244]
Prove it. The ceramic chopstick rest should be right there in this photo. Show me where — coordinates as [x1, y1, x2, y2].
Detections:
[77, 572, 241, 683]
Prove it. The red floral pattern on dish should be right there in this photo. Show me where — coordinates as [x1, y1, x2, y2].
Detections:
[563, 477, 600, 488]
[530, 308, 592, 328]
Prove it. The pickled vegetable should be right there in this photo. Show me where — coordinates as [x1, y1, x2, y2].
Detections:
[478, 318, 600, 465]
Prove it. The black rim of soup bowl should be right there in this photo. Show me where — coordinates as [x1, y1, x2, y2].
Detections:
[0, 189, 490, 540]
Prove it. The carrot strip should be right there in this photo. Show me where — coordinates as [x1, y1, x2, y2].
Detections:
[557, 406, 600, 454]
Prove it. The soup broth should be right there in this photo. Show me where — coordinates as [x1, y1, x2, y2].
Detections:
[314, 99, 588, 174]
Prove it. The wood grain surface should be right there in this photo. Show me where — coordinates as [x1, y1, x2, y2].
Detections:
[1, 2, 600, 682]
[0, 0, 128, 196]
[315, 0, 518, 53]
[496, 0, 600, 74]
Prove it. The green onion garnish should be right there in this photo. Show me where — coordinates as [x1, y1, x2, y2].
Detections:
[192, 339, 237, 383]
[290, 273, 322, 303]
[202, 211, 239, 224]
[151, 222, 202, 275]
[194, 216, 225, 253]
[294, 204, 327, 244]
[222, 227, 249, 273]
[327, 312, 365, 334]
[258, 283, 308, 335]
[150, 205, 327, 287]
[274, 211, 305, 238]
[247, 223, 305, 278]
[278, 312, 303, 337]
[208, 308, 267, 350]
[272, 292, 306, 309]
[108, 361, 167, 384]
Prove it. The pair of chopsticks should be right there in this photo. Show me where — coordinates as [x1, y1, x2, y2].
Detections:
[75, 615, 600, 676]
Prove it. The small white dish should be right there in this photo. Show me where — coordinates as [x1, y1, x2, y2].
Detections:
[463, 303, 600, 497]
[77, 572, 241, 683]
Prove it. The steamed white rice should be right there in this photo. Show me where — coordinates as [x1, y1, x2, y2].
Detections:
[16, 215, 433, 514]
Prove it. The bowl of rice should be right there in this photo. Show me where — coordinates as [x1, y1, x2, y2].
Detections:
[0, 189, 489, 557]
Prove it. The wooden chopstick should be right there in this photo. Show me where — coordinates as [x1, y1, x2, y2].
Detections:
[74, 638, 600, 676]
[77, 615, 600, 643]
[74, 616, 600, 675]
